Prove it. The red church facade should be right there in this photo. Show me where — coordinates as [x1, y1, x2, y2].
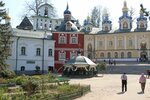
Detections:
[52, 4, 84, 72]
[52, 32, 84, 72]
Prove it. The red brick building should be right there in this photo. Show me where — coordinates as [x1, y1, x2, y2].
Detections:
[52, 4, 84, 72]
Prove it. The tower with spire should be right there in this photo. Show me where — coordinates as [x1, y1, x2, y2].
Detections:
[64, 3, 71, 22]
[80, 15, 93, 34]
[135, 9, 147, 31]
[102, 9, 112, 33]
[118, 1, 132, 32]
[56, 3, 79, 32]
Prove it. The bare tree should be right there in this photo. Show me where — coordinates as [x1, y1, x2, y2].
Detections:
[129, 7, 136, 21]
[24, 0, 57, 17]
[90, 6, 102, 27]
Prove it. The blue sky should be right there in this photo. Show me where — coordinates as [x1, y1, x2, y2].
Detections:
[3, 0, 150, 29]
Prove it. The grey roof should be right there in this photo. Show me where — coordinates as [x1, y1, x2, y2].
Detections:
[66, 55, 96, 66]
[16, 16, 33, 30]
[56, 21, 79, 32]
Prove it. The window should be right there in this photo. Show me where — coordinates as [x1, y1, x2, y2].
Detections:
[99, 41, 103, 47]
[66, 22, 72, 30]
[48, 49, 52, 56]
[140, 23, 144, 28]
[59, 36, 66, 44]
[114, 52, 118, 58]
[44, 7, 48, 16]
[121, 52, 124, 58]
[21, 66, 25, 71]
[105, 26, 109, 31]
[87, 27, 91, 31]
[21, 46, 26, 55]
[108, 41, 113, 47]
[36, 48, 41, 56]
[107, 52, 111, 58]
[59, 52, 66, 60]
[70, 52, 76, 58]
[118, 40, 123, 47]
[123, 22, 128, 29]
[100, 53, 104, 58]
[129, 39, 133, 47]
[71, 37, 77, 44]
[127, 52, 132, 58]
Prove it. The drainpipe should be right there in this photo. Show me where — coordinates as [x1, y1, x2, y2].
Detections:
[16, 37, 20, 74]
[42, 31, 47, 74]
[42, 38, 44, 74]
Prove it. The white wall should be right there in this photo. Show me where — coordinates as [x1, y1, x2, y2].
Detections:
[7, 30, 55, 73]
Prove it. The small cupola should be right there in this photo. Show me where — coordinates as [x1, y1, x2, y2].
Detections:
[135, 9, 147, 31]
[102, 9, 112, 33]
[64, 3, 71, 21]
[118, 1, 132, 32]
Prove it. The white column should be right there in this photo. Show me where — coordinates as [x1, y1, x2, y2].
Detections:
[42, 18, 44, 29]
[33, 18, 37, 30]
[105, 36, 107, 50]
[134, 34, 137, 49]
[114, 35, 116, 49]
[124, 35, 126, 49]
[115, 35, 117, 49]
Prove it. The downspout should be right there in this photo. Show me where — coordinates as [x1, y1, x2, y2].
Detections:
[42, 38, 45, 74]
[16, 37, 20, 74]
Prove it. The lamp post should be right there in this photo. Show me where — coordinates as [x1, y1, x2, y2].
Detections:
[15, 37, 20, 74]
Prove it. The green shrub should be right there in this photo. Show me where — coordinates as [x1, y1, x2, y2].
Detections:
[57, 84, 80, 94]
[97, 62, 106, 71]
[0, 70, 16, 78]
[21, 80, 39, 95]
[0, 78, 7, 84]
[15, 76, 28, 85]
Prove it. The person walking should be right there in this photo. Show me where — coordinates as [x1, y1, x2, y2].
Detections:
[139, 73, 146, 93]
[121, 73, 127, 92]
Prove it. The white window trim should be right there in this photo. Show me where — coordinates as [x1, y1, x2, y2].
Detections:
[59, 52, 66, 61]
[59, 36, 67, 44]
[70, 36, 78, 44]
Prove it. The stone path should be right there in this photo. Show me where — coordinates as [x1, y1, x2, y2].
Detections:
[69, 74, 150, 100]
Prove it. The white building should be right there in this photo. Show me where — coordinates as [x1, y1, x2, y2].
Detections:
[7, 29, 55, 74]
[32, 1, 63, 31]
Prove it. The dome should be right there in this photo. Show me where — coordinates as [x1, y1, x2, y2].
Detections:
[64, 3, 71, 14]
[65, 55, 96, 66]
[5, 15, 11, 20]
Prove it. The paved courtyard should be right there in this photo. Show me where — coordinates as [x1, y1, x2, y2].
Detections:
[69, 74, 150, 100]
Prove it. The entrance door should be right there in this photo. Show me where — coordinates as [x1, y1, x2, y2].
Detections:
[140, 52, 147, 62]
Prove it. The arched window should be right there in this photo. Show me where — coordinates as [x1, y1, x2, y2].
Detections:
[105, 26, 109, 32]
[87, 44, 92, 52]
[21, 46, 26, 55]
[129, 39, 133, 47]
[44, 7, 48, 16]
[66, 22, 72, 30]
[107, 52, 111, 58]
[121, 52, 124, 58]
[59, 35, 66, 44]
[127, 52, 132, 58]
[59, 51, 66, 60]
[114, 52, 118, 58]
[140, 23, 144, 28]
[123, 22, 128, 29]
[21, 66, 25, 71]
[100, 53, 104, 58]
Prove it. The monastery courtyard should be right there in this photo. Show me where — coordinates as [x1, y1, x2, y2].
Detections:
[69, 64, 150, 100]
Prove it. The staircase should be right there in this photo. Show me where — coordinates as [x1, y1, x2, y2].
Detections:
[103, 64, 150, 74]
